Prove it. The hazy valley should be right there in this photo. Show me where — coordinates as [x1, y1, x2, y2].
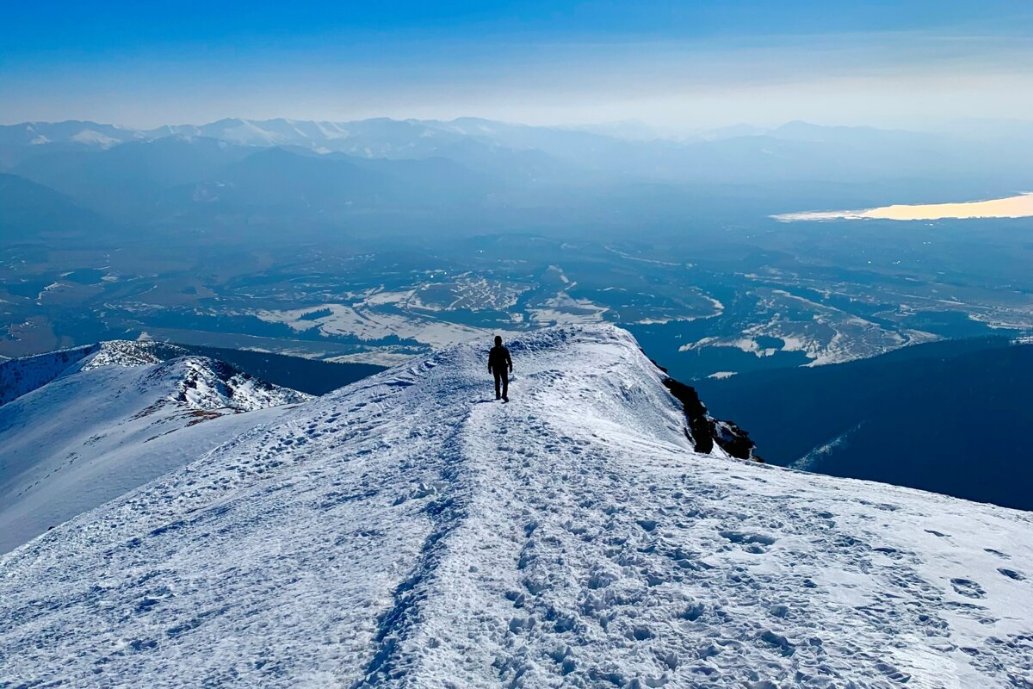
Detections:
[4, 118, 1033, 383]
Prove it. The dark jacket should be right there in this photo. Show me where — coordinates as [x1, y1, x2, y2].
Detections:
[488, 345, 512, 373]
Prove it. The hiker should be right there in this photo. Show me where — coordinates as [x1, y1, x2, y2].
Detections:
[488, 335, 513, 401]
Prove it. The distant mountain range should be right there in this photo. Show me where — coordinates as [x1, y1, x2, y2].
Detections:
[4, 117, 1033, 235]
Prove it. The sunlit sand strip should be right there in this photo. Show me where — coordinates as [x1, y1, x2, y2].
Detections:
[774, 192, 1033, 222]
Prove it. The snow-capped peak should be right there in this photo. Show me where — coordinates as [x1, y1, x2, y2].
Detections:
[78, 340, 191, 369]
[0, 341, 309, 554]
[76, 340, 309, 412]
[1, 325, 1030, 688]
[69, 128, 120, 147]
[152, 356, 309, 413]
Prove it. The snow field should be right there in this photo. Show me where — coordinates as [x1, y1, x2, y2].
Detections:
[1, 325, 1030, 688]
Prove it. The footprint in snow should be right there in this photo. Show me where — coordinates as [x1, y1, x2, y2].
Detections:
[950, 578, 986, 599]
[679, 602, 705, 621]
[630, 626, 653, 641]
[997, 568, 1026, 581]
[720, 530, 776, 546]
[875, 661, 912, 683]
[759, 630, 795, 656]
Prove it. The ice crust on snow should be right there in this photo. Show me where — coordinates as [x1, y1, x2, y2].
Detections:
[0, 325, 1031, 688]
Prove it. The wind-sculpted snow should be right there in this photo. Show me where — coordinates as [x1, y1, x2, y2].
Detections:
[1, 325, 1031, 688]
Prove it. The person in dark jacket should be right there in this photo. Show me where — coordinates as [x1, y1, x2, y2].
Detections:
[488, 335, 513, 401]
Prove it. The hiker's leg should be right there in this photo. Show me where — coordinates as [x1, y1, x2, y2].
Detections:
[501, 370, 509, 400]
[493, 370, 502, 399]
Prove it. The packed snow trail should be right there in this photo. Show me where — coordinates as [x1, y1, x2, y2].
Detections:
[1, 326, 1031, 688]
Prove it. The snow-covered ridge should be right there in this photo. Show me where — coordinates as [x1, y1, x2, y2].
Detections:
[78, 340, 193, 370]
[0, 341, 310, 553]
[89, 340, 310, 411]
[129, 352, 310, 413]
[1, 340, 311, 412]
[1, 325, 1031, 688]
[0, 344, 99, 406]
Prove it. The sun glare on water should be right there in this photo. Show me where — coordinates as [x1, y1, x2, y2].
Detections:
[775, 192, 1033, 222]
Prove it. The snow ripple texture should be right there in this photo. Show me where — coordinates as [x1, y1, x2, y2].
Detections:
[1, 325, 1031, 688]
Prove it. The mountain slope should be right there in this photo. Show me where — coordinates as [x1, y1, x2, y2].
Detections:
[0, 173, 108, 240]
[0, 341, 308, 553]
[11, 136, 254, 217]
[0, 343, 98, 405]
[694, 337, 1033, 510]
[1, 326, 1030, 688]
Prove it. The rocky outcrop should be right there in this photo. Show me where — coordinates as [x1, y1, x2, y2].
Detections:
[652, 360, 758, 461]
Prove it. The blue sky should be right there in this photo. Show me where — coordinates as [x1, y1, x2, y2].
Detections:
[3, 1, 1032, 129]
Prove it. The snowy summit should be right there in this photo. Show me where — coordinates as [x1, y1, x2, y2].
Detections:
[1, 325, 1031, 688]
